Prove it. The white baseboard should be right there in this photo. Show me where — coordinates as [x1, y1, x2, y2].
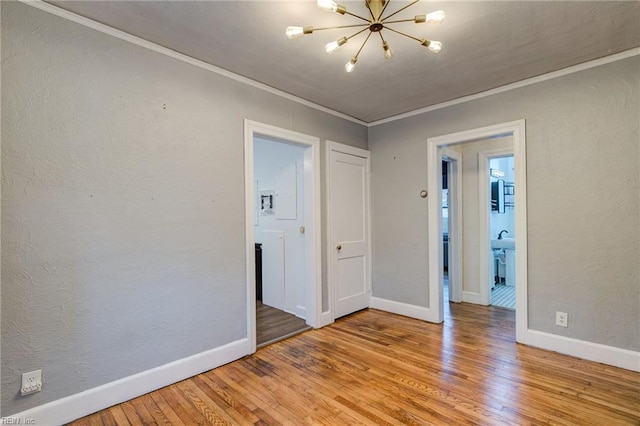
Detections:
[522, 329, 640, 372]
[317, 311, 334, 328]
[462, 291, 484, 305]
[8, 338, 250, 425]
[370, 297, 438, 323]
[295, 305, 307, 320]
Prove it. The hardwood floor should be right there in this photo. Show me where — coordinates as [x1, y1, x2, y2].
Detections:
[70, 303, 640, 425]
[256, 301, 310, 347]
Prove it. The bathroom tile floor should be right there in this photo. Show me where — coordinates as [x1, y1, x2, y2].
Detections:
[492, 284, 515, 309]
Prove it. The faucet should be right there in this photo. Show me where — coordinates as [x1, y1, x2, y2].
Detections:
[498, 230, 509, 240]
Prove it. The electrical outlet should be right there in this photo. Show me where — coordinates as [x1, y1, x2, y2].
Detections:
[556, 311, 568, 328]
[21, 369, 42, 396]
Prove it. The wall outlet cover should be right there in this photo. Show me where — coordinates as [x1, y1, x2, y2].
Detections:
[556, 311, 568, 328]
[21, 369, 43, 396]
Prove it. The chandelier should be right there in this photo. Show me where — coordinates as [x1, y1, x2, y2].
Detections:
[286, 0, 444, 73]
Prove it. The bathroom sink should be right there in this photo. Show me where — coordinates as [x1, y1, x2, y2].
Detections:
[491, 238, 515, 250]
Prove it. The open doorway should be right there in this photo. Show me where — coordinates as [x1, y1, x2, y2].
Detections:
[489, 155, 516, 309]
[253, 137, 311, 347]
[427, 120, 528, 343]
[244, 120, 322, 354]
[440, 148, 462, 308]
[442, 160, 449, 302]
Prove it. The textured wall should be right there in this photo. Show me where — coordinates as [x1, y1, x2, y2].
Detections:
[1, 2, 366, 416]
[369, 55, 639, 351]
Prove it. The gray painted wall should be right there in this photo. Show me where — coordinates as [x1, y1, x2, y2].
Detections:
[369, 55, 639, 352]
[1, 2, 366, 416]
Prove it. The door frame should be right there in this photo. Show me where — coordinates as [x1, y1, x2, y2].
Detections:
[326, 141, 372, 323]
[478, 148, 514, 306]
[440, 148, 462, 303]
[427, 120, 528, 342]
[244, 120, 322, 354]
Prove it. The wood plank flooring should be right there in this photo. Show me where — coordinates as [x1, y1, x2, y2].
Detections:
[256, 301, 311, 347]
[69, 303, 640, 425]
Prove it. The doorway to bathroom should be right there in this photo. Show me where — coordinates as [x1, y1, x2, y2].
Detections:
[489, 155, 516, 309]
[427, 120, 528, 342]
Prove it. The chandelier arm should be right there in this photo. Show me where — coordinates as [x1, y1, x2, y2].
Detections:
[378, 31, 386, 44]
[346, 27, 372, 41]
[344, 10, 372, 23]
[364, 1, 376, 21]
[354, 30, 374, 59]
[383, 18, 418, 24]
[378, 0, 392, 20]
[313, 23, 370, 31]
[381, 0, 420, 22]
[384, 26, 421, 42]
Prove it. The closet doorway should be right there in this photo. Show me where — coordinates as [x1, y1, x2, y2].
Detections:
[244, 120, 322, 354]
[254, 137, 310, 347]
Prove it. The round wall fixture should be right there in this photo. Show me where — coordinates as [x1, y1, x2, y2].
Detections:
[420, 190, 428, 198]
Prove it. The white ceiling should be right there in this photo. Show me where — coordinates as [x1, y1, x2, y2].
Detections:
[48, 1, 640, 123]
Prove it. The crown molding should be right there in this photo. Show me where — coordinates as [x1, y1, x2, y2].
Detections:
[15, 1, 640, 128]
[368, 47, 640, 127]
[17, 0, 368, 127]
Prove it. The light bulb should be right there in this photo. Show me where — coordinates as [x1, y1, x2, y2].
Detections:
[421, 39, 443, 53]
[428, 40, 443, 53]
[345, 57, 357, 73]
[286, 26, 304, 39]
[317, 0, 337, 12]
[382, 41, 393, 60]
[286, 26, 313, 39]
[318, 0, 337, 12]
[317, 0, 346, 14]
[325, 37, 348, 54]
[425, 10, 445, 23]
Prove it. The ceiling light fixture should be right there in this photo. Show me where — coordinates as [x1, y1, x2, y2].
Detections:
[286, 0, 444, 73]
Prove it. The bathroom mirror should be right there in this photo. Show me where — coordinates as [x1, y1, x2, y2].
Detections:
[491, 179, 505, 213]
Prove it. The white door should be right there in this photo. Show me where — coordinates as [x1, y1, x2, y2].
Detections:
[329, 143, 371, 319]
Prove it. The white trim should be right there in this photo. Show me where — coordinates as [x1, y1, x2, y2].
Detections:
[326, 141, 372, 321]
[7, 339, 249, 425]
[462, 291, 482, 305]
[426, 137, 445, 323]
[18, 0, 366, 127]
[521, 330, 640, 372]
[327, 142, 370, 159]
[477, 147, 514, 306]
[317, 311, 334, 328]
[244, 122, 257, 353]
[512, 123, 528, 342]
[244, 120, 322, 357]
[370, 48, 640, 127]
[17, 1, 639, 128]
[304, 141, 323, 328]
[370, 297, 431, 322]
[427, 121, 528, 338]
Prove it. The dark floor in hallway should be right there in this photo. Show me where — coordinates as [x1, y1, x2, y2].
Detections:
[256, 301, 310, 347]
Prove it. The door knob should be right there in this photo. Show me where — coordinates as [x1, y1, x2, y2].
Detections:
[336, 245, 342, 251]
